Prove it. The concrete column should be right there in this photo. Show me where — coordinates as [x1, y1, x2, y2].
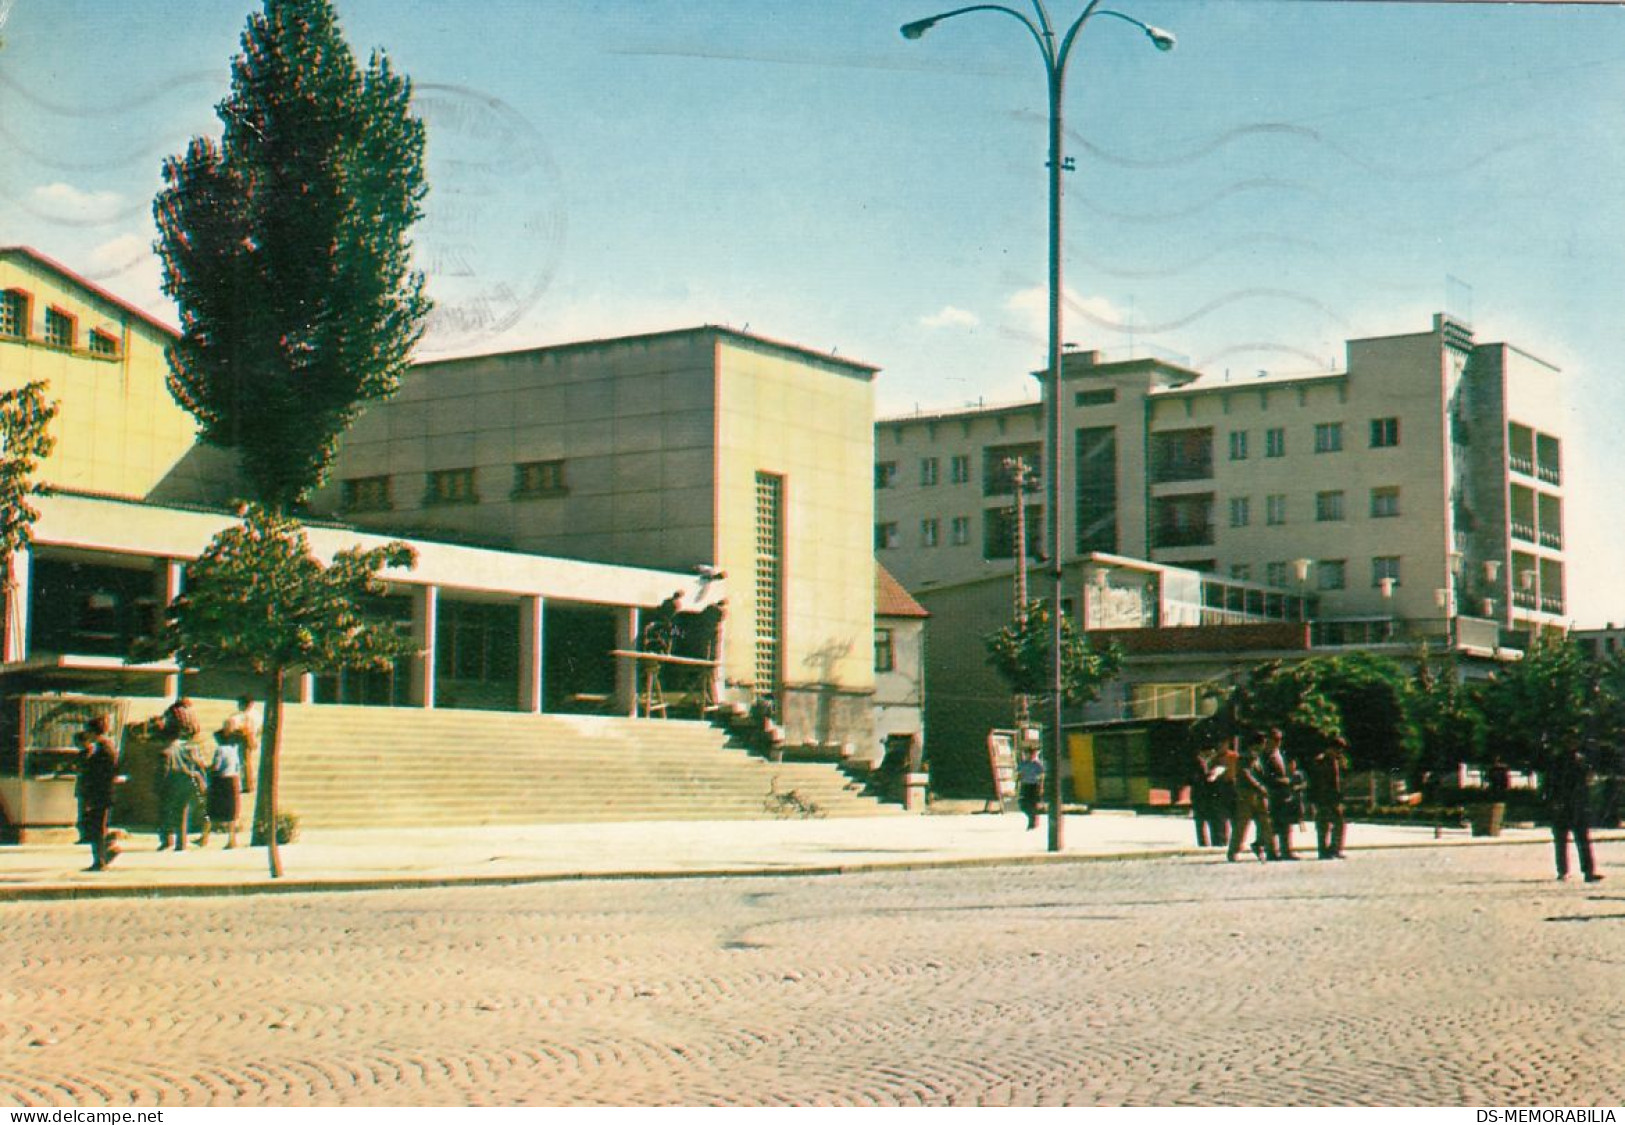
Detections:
[518, 595, 544, 714]
[615, 607, 639, 718]
[159, 558, 184, 697]
[3, 546, 30, 665]
[410, 585, 438, 709]
[298, 672, 317, 704]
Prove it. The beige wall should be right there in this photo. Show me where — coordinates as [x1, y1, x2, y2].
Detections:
[0, 254, 198, 501]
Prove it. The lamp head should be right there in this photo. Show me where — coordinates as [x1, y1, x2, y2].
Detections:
[1145, 25, 1176, 51]
[900, 18, 937, 39]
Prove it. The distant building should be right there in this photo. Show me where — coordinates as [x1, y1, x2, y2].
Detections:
[312, 327, 881, 752]
[874, 563, 927, 770]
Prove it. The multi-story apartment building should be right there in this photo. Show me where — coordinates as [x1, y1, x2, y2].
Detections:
[878, 314, 1569, 644]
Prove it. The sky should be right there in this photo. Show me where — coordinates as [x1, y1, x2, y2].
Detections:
[3, 0, 1625, 619]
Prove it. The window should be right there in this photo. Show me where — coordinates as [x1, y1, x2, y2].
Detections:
[1317, 560, 1347, 590]
[1265, 494, 1287, 526]
[1372, 556, 1401, 588]
[875, 628, 895, 673]
[875, 522, 900, 550]
[950, 454, 971, 484]
[1229, 496, 1250, 528]
[1229, 430, 1249, 461]
[1265, 427, 1286, 458]
[1231, 564, 1252, 582]
[1150, 428, 1214, 483]
[875, 461, 898, 490]
[1075, 388, 1116, 407]
[1315, 490, 1345, 522]
[1266, 561, 1288, 588]
[87, 329, 119, 357]
[1313, 422, 1344, 453]
[950, 516, 971, 546]
[0, 290, 28, 338]
[341, 475, 392, 513]
[426, 467, 478, 506]
[1151, 493, 1214, 548]
[43, 307, 75, 349]
[983, 444, 1041, 495]
[1371, 486, 1401, 518]
[513, 459, 567, 498]
[1370, 417, 1400, 448]
[921, 518, 940, 548]
[984, 505, 1042, 560]
[920, 457, 939, 487]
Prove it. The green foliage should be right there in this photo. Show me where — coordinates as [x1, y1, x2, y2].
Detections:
[136, 505, 416, 675]
[0, 381, 58, 569]
[1410, 650, 1484, 775]
[153, 0, 429, 511]
[1474, 632, 1595, 772]
[985, 600, 1121, 706]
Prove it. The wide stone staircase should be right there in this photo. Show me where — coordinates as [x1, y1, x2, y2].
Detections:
[250, 705, 897, 828]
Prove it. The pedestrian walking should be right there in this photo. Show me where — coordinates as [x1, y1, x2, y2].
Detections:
[1189, 746, 1228, 847]
[221, 695, 260, 793]
[78, 715, 120, 871]
[1263, 728, 1299, 860]
[1016, 744, 1044, 831]
[1307, 737, 1348, 859]
[1548, 745, 1604, 883]
[153, 697, 204, 852]
[200, 727, 244, 849]
[1227, 736, 1277, 863]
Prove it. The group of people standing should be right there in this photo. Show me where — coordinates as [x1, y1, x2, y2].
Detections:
[75, 694, 260, 871]
[1190, 728, 1348, 863]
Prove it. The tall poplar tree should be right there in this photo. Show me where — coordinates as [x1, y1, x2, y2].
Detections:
[153, 0, 429, 512]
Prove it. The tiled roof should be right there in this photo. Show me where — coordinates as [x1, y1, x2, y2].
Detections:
[876, 562, 929, 619]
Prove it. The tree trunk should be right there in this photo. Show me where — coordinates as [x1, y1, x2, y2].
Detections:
[260, 667, 286, 878]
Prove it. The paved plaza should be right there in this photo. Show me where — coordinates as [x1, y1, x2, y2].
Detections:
[1, 837, 1621, 1107]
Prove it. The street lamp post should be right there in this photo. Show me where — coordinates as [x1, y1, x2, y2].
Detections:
[902, 1, 1173, 852]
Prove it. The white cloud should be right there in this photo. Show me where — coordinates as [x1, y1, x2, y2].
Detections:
[85, 234, 173, 325]
[1004, 285, 1125, 340]
[32, 182, 123, 221]
[919, 305, 980, 330]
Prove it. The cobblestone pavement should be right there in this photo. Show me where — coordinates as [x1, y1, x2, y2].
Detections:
[2, 840, 1622, 1107]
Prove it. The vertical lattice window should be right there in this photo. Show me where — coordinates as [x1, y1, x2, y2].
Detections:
[1, 290, 30, 338]
[754, 472, 784, 715]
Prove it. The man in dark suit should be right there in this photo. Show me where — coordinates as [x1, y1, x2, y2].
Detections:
[1550, 746, 1604, 883]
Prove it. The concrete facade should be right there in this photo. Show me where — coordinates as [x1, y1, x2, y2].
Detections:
[312, 328, 880, 751]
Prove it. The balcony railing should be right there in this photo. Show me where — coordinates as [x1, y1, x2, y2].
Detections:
[1511, 520, 1535, 542]
[1153, 524, 1214, 548]
[1509, 454, 1535, 476]
[1541, 595, 1566, 614]
[1538, 464, 1562, 486]
[1538, 530, 1563, 550]
[1513, 589, 1538, 610]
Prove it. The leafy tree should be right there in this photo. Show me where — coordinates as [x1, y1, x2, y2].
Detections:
[1475, 633, 1595, 772]
[135, 505, 416, 877]
[1410, 650, 1484, 780]
[0, 382, 57, 646]
[153, 0, 429, 513]
[985, 599, 1121, 706]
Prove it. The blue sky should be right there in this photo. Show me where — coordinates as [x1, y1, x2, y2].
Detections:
[3, 1, 1624, 618]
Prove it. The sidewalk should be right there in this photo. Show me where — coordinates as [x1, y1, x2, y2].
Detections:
[1, 811, 1605, 901]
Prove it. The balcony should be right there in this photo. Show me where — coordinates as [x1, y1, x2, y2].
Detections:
[1541, 595, 1566, 615]
[1538, 529, 1563, 550]
[1511, 520, 1535, 543]
[1509, 454, 1535, 476]
[1513, 589, 1538, 611]
[1538, 464, 1561, 486]
[1153, 524, 1214, 549]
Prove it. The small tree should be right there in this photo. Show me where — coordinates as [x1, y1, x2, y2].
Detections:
[153, 0, 429, 512]
[1410, 650, 1484, 782]
[1475, 633, 1595, 772]
[136, 505, 416, 877]
[0, 382, 57, 652]
[985, 599, 1122, 706]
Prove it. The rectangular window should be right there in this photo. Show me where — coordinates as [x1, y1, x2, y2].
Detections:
[1370, 417, 1400, 448]
[951, 516, 971, 546]
[1076, 425, 1117, 554]
[950, 454, 972, 484]
[875, 628, 896, 673]
[1315, 490, 1345, 522]
[1150, 428, 1214, 483]
[921, 518, 940, 548]
[1151, 493, 1215, 549]
[1317, 560, 1347, 591]
[1228, 430, 1249, 461]
[1372, 556, 1401, 588]
[87, 329, 119, 357]
[755, 472, 784, 712]
[1231, 564, 1252, 582]
[426, 468, 478, 506]
[1265, 494, 1287, 526]
[920, 457, 939, 487]
[875, 522, 900, 550]
[1266, 561, 1288, 588]
[1371, 486, 1401, 518]
[1265, 427, 1286, 458]
[1314, 422, 1344, 453]
[1229, 496, 1250, 528]
[513, 459, 567, 498]
[341, 475, 392, 513]
[1075, 388, 1116, 407]
[875, 461, 898, 489]
[984, 505, 1042, 560]
[43, 307, 75, 349]
[983, 444, 1042, 496]
[0, 290, 26, 338]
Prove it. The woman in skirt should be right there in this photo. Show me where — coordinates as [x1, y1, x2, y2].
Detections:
[202, 728, 243, 849]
